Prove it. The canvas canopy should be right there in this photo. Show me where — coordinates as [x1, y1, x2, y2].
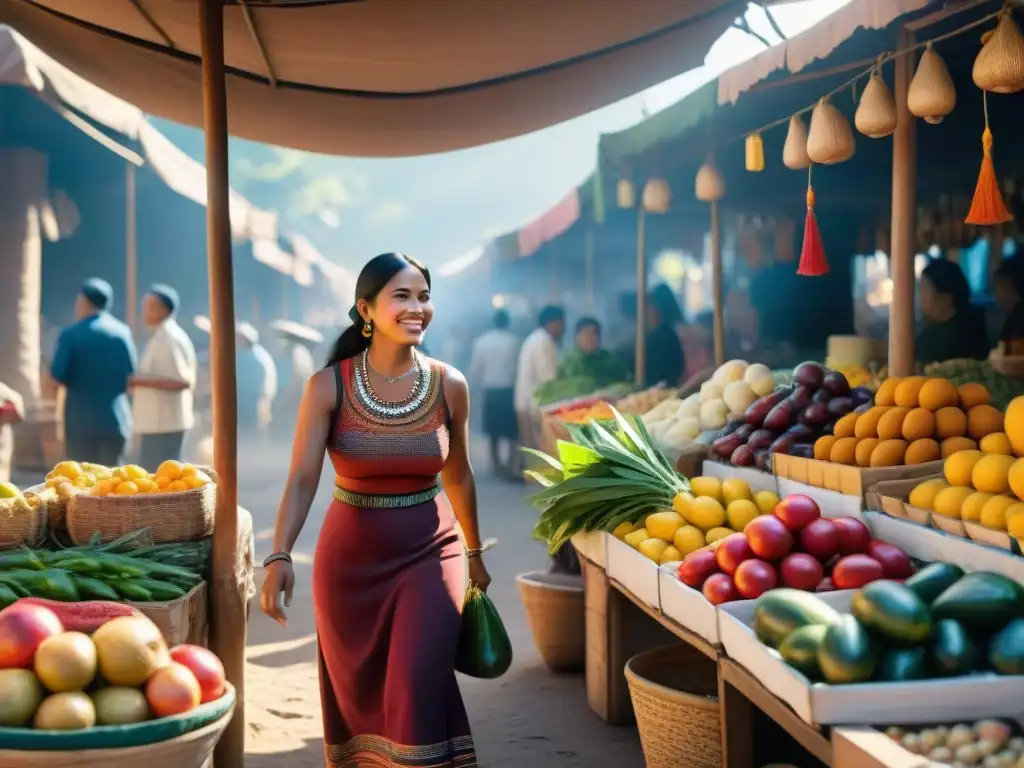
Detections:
[1, 0, 750, 156]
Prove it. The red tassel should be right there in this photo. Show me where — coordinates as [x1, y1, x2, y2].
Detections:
[797, 186, 828, 276]
[965, 127, 1013, 226]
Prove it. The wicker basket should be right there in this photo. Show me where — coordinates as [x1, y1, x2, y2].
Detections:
[66, 481, 216, 545]
[624, 644, 722, 768]
[0, 706, 233, 768]
[0, 489, 48, 550]
[516, 571, 584, 672]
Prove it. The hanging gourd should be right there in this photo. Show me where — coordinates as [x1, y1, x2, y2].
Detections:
[965, 92, 1013, 226]
[908, 43, 956, 124]
[797, 165, 828, 276]
[973, 8, 1024, 94]
[806, 98, 855, 165]
[855, 66, 898, 138]
[695, 157, 725, 202]
[745, 132, 765, 172]
[616, 179, 636, 209]
[782, 115, 811, 170]
[642, 179, 671, 214]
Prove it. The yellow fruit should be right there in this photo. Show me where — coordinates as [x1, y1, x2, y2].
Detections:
[876, 408, 911, 441]
[135, 478, 158, 494]
[689, 477, 722, 503]
[919, 378, 960, 411]
[91, 480, 115, 498]
[907, 478, 949, 510]
[1006, 395, 1024, 456]
[0, 482, 21, 499]
[932, 486, 974, 519]
[52, 461, 83, 481]
[980, 495, 1016, 531]
[704, 527, 734, 544]
[121, 465, 148, 481]
[935, 408, 969, 440]
[960, 491, 995, 523]
[752, 490, 780, 515]
[673, 525, 706, 556]
[180, 464, 199, 478]
[905, 438, 940, 465]
[870, 439, 908, 468]
[33, 692, 96, 731]
[645, 510, 684, 542]
[672, 491, 694, 518]
[659, 545, 683, 565]
[155, 460, 184, 480]
[611, 522, 634, 539]
[901, 408, 935, 442]
[111, 467, 127, 482]
[686, 496, 726, 531]
[0, 668, 44, 726]
[971, 454, 1016, 495]
[941, 436, 977, 458]
[1007, 504, 1024, 538]
[855, 438, 881, 467]
[959, 382, 991, 410]
[184, 474, 211, 490]
[833, 413, 860, 439]
[165, 480, 188, 493]
[34, 632, 97, 693]
[726, 499, 760, 532]
[894, 377, 927, 408]
[637, 538, 669, 563]
[875, 378, 902, 407]
[967, 405, 1004, 441]
[829, 437, 859, 465]
[814, 435, 837, 461]
[1009, 458, 1024, 502]
[155, 476, 172, 490]
[623, 528, 649, 549]
[855, 407, 891, 439]
[113, 481, 138, 496]
[944, 450, 984, 487]
[980, 432, 1014, 455]
[721, 478, 752, 506]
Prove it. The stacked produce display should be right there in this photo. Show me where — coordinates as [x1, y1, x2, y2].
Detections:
[885, 720, 1024, 765]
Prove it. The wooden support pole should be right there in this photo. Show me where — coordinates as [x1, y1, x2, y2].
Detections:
[199, 1, 245, 766]
[711, 200, 725, 367]
[125, 163, 137, 331]
[634, 208, 647, 387]
[888, 26, 918, 376]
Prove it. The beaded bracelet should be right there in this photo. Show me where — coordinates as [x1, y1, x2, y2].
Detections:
[263, 552, 292, 568]
[465, 538, 498, 559]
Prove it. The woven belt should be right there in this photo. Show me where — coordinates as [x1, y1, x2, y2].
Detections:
[333, 484, 441, 509]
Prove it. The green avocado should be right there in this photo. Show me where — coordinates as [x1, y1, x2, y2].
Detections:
[931, 572, 1024, 631]
[989, 618, 1024, 676]
[877, 647, 928, 682]
[753, 589, 841, 649]
[904, 562, 964, 605]
[851, 580, 933, 644]
[930, 619, 981, 677]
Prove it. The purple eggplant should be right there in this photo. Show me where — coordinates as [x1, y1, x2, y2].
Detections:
[812, 388, 832, 405]
[769, 435, 795, 455]
[763, 401, 795, 433]
[712, 434, 743, 459]
[734, 423, 756, 441]
[744, 389, 789, 426]
[788, 386, 814, 409]
[784, 423, 815, 442]
[747, 428, 776, 451]
[793, 361, 827, 391]
[850, 387, 874, 407]
[731, 444, 755, 467]
[800, 402, 829, 428]
[826, 397, 854, 417]
[821, 371, 851, 397]
[790, 443, 815, 459]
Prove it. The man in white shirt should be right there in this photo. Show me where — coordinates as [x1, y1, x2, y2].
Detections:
[468, 309, 521, 476]
[130, 285, 197, 469]
[514, 305, 564, 450]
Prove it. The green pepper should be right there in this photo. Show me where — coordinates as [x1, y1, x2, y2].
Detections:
[99, 554, 201, 584]
[73, 576, 121, 601]
[0, 569, 80, 601]
[0, 551, 45, 571]
[114, 581, 153, 602]
[125, 578, 186, 602]
[0, 584, 19, 607]
[51, 557, 106, 577]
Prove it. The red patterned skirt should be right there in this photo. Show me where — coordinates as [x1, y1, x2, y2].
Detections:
[313, 493, 475, 767]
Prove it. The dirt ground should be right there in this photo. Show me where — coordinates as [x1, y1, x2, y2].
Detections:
[238, 441, 644, 767]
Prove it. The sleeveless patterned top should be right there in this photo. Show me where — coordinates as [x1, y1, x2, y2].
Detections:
[328, 356, 450, 496]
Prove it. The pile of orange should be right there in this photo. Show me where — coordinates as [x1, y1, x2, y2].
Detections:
[813, 377, 1004, 468]
[90, 461, 212, 497]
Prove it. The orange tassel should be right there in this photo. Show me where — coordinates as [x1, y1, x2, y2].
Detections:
[797, 185, 828, 276]
[965, 126, 1012, 226]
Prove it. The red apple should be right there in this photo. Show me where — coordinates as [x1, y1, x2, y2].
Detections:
[170, 644, 226, 703]
[815, 577, 835, 593]
[715, 533, 754, 576]
[744, 515, 794, 561]
[702, 573, 740, 605]
[799, 518, 840, 562]
[833, 517, 872, 555]
[733, 559, 779, 599]
[779, 553, 825, 591]
[866, 541, 914, 580]
[774, 494, 821, 532]
[678, 550, 720, 589]
[0, 603, 63, 669]
[832, 554, 884, 590]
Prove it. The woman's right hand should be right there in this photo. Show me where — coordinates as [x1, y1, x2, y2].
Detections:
[260, 560, 295, 627]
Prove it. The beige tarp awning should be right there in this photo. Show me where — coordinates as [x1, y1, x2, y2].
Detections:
[716, 0, 933, 104]
[0, 0, 749, 157]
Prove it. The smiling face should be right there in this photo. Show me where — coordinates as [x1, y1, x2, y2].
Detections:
[358, 265, 433, 347]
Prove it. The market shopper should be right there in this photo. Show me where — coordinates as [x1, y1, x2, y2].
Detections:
[260, 252, 489, 768]
[993, 256, 1024, 348]
[469, 308, 520, 476]
[645, 284, 686, 387]
[560, 317, 629, 383]
[916, 259, 989, 365]
[236, 322, 278, 436]
[130, 285, 197, 469]
[51, 279, 137, 466]
[514, 305, 564, 450]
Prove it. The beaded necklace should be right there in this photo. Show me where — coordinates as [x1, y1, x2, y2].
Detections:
[354, 349, 432, 419]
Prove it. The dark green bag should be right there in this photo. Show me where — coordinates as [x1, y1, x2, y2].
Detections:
[455, 585, 513, 678]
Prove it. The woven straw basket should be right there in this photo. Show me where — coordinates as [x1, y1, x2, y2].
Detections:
[624, 644, 722, 768]
[0, 707, 232, 768]
[66, 471, 216, 545]
[516, 571, 585, 672]
[0, 487, 50, 550]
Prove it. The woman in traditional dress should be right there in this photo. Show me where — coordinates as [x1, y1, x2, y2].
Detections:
[260, 252, 490, 767]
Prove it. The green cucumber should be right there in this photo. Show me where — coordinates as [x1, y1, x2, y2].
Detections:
[904, 562, 964, 604]
[989, 618, 1024, 675]
[877, 647, 928, 682]
[932, 572, 1024, 631]
[72, 576, 121, 601]
[818, 616, 877, 684]
[753, 589, 841, 649]
[779, 624, 828, 680]
[851, 580, 933, 644]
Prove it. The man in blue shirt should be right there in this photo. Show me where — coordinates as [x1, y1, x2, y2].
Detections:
[51, 279, 138, 466]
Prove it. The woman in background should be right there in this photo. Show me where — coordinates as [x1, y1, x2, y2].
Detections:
[992, 255, 1024, 347]
[916, 259, 989, 365]
[645, 284, 686, 387]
